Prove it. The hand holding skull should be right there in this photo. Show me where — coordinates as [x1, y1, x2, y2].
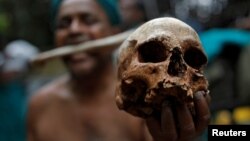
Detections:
[115, 17, 211, 141]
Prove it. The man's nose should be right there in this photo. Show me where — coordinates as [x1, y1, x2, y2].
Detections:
[69, 19, 87, 34]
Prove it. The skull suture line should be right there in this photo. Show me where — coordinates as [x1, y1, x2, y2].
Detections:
[115, 17, 209, 118]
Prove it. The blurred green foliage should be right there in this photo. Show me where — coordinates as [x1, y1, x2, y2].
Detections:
[0, 13, 9, 34]
[0, 0, 53, 51]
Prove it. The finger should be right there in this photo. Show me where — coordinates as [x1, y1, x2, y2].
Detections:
[146, 117, 162, 140]
[204, 91, 211, 105]
[194, 91, 211, 134]
[161, 101, 178, 141]
[176, 103, 196, 140]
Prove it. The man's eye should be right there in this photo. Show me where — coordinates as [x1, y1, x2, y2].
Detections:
[82, 15, 99, 25]
[56, 18, 71, 29]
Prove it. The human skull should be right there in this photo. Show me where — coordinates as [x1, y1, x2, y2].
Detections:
[115, 17, 209, 118]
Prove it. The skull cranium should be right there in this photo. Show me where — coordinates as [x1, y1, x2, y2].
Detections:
[115, 17, 209, 118]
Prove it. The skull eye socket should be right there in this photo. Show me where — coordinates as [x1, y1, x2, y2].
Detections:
[184, 47, 207, 69]
[138, 41, 167, 63]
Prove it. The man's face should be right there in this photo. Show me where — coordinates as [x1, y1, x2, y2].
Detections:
[119, 0, 144, 26]
[55, 0, 114, 78]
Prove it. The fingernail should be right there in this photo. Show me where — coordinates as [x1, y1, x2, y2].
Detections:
[194, 91, 203, 99]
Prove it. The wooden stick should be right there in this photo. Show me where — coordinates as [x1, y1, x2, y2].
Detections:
[30, 29, 134, 65]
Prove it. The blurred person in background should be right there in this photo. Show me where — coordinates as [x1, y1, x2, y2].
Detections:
[118, 0, 148, 31]
[200, 18, 250, 125]
[0, 39, 39, 141]
[234, 16, 250, 105]
[27, 0, 211, 141]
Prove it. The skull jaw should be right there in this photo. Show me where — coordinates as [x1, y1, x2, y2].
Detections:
[115, 78, 208, 118]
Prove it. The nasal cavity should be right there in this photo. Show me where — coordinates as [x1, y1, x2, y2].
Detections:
[138, 41, 167, 63]
[167, 47, 187, 77]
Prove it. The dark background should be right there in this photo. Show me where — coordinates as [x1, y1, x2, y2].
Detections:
[0, 0, 250, 51]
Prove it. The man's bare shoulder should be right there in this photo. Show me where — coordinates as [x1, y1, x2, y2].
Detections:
[28, 75, 71, 113]
[27, 75, 75, 139]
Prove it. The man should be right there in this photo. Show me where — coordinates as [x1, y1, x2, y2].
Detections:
[0, 40, 39, 141]
[118, 0, 148, 31]
[27, 0, 211, 141]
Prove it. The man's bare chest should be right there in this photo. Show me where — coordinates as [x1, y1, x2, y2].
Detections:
[35, 101, 136, 141]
